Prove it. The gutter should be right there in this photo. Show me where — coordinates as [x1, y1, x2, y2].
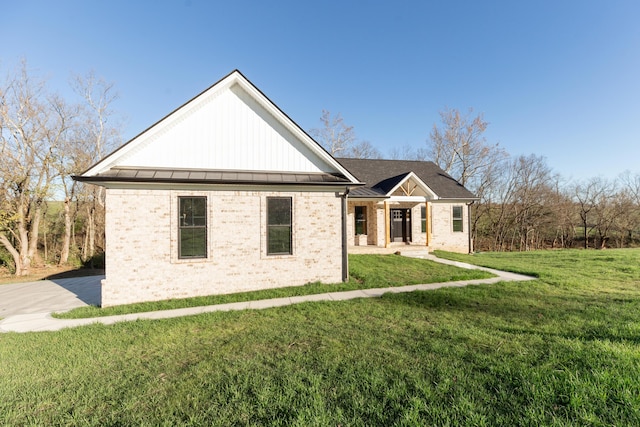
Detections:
[467, 201, 475, 254]
[341, 186, 351, 282]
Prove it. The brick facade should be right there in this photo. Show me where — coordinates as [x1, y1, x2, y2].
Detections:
[429, 202, 470, 253]
[103, 188, 343, 307]
[346, 201, 469, 253]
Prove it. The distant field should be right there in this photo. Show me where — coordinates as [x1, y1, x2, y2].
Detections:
[1, 249, 639, 425]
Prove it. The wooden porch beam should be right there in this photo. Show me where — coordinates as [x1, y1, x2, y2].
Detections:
[384, 201, 390, 248]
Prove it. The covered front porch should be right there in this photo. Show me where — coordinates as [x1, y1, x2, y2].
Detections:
[347, 199, 432, 249]
[346, 170, 435, 250]
[338, 157, 477, 255]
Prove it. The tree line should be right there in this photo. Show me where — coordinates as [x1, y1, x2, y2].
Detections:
[312, 109, 640, 252]
[1, 62, 637, 277]
[0, 61, 119, 275]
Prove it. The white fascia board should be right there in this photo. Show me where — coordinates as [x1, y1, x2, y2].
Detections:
[92, 181, 353, 193]
[387, 196, 430, 203]
[346, 197, 388, 202]
[386, 172, 439, 199]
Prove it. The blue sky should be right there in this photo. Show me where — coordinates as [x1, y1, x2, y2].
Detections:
[3, 0, 639, 181]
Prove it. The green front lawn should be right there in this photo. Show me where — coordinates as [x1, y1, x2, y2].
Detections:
[56, 254, 494, 319]
[2, 250, 640, 425]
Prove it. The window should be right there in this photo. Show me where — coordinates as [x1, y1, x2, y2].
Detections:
[452, 206, 464, 232]
[178, 197, 207, 258]
[421, 205, 427, 233]
[267, 197, 292, 255]
[355, 206, 367, 235]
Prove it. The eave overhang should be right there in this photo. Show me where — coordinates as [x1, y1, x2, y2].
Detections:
[430, 197, 480, 203]
[72, 167, 365, 191]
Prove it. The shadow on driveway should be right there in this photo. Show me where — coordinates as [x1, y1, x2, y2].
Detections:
[48, 276, 102, 306]
[0, 275, 103, 318]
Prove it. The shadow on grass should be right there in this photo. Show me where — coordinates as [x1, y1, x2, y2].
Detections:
[496, 325, 640, 345]
[382, 283, 640, 345]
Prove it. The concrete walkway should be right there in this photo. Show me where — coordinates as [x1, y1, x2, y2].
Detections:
[0, 256, 534, 333]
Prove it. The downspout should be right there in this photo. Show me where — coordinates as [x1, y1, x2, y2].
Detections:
[341, 187, 351, 282]
[467, 201, 474, 254]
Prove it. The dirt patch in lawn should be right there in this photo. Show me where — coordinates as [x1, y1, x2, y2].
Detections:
[0, 265, 104, 285]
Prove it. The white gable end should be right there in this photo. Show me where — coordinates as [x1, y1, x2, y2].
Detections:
[83, 71, 360, 183]
[389, 173, 438, 200]
[116, 83, 329, 173]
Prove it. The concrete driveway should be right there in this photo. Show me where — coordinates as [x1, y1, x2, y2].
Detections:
[0, 275, 103, 318]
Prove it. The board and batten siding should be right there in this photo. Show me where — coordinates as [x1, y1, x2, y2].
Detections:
[116, 84, 331, 174]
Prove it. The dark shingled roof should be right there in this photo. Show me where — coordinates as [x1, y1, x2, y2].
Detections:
[74, 167, 352, 186]
[336, 158, 477, 200]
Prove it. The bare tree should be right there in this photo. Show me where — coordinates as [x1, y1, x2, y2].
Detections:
[618, 171, 640, 245]
[547, 176, 577, 249]
[0, 61, 72, 275]
[0, 61, 121, 274]
[69, 72, 121, 264]
[350, 140, 382, 159]
[620, 171, 640, 205]
[609, 188, 636, 247]
[310, 110, 380, 159]
[310, 110, 355, 156]
[428, 107, 507, 190]
[428, 108, 508, 251]
[508, 155, 556, 250]
[573, 177, 612, 249]
[389, 144, 427, 161]
[590, 178, 627, 249]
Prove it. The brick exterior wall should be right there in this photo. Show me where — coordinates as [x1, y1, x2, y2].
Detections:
[347, 201, 380, 246]
[102, 188, 343, 307]
[408, 203, 427, 246]
[429, 202, 470, 253]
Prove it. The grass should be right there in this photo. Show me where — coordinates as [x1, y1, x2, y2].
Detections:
[55, 254, 494, 319]
[433, 248, 640, 288]
[1, 249, 640, 425]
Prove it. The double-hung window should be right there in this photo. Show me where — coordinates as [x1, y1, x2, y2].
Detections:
[267, 197, 292, 255]
[421, 205, 427, 233]
[452, 206, 464, 232]
[178, 196, 207, 258]
[355, 206, 367, 235]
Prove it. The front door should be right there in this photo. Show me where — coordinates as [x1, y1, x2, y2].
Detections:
[390, 209, 411, 243]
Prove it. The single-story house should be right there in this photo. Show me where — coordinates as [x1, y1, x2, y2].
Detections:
[75, 70, 363, 306]
[75, 70, 478, 307]
[336, 158, 478, 254]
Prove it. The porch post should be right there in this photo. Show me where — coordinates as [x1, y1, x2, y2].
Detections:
[425, 201, 429, 247]
[467, 201, 474, 254]
[384, 201, 390, 248]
